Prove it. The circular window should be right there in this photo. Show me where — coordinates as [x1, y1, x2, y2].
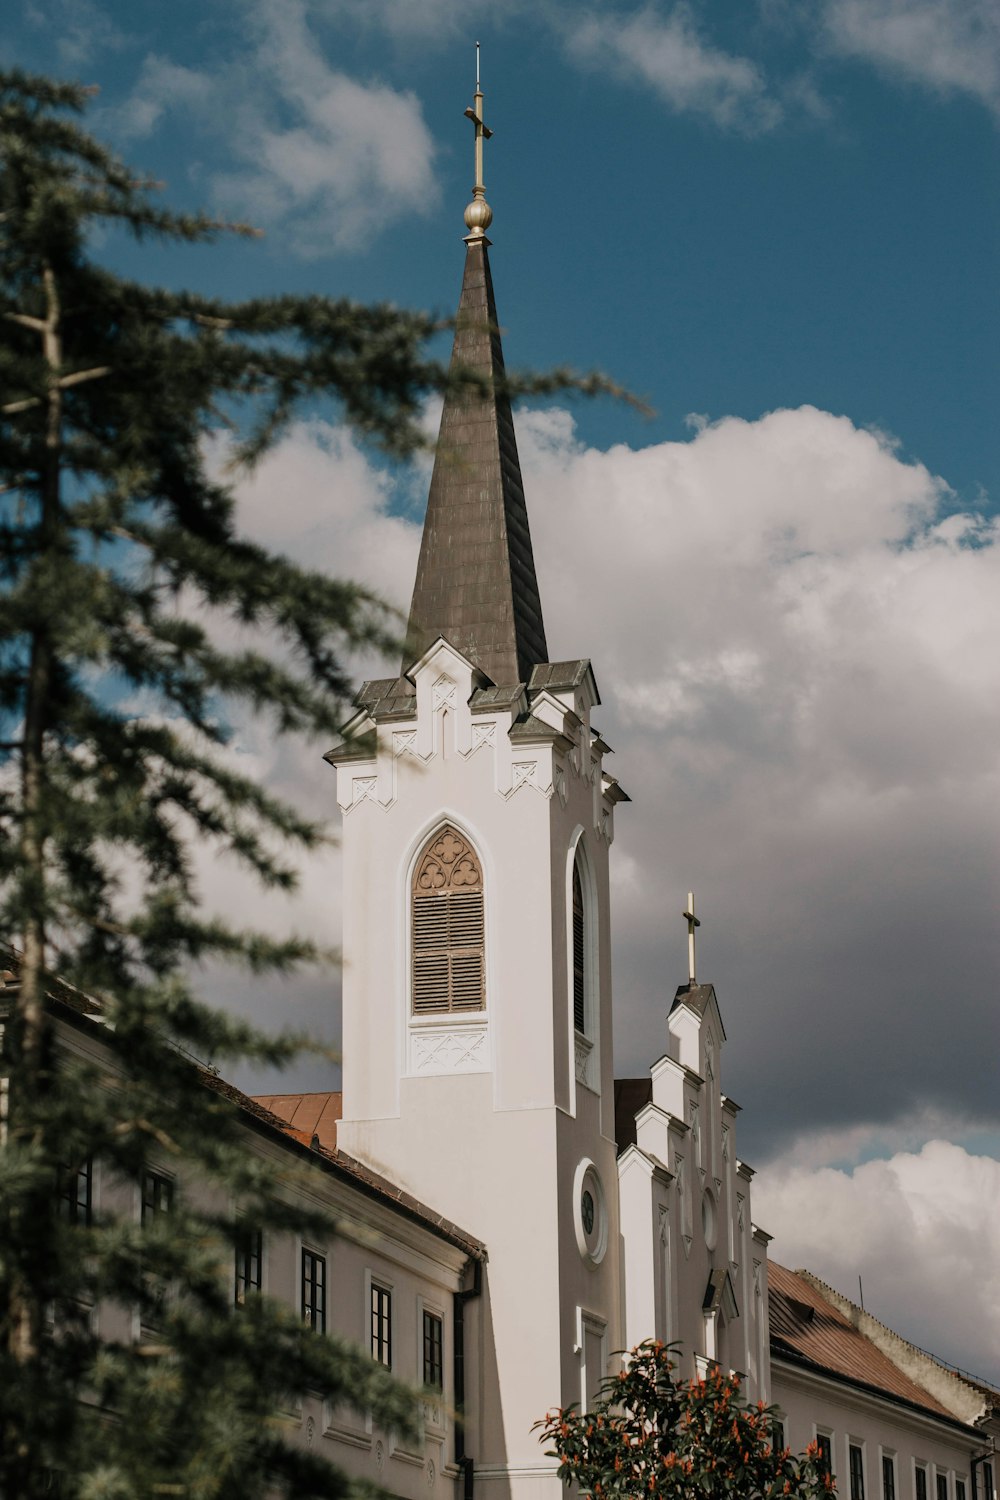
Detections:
[573, 1158, 608, 1265]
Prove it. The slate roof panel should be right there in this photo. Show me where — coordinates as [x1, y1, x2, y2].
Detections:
[404, 240, 548, 686]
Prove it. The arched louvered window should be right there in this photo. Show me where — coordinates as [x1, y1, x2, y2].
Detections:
[572, 860, 586, 1034]
[412, 826, 485, 1015]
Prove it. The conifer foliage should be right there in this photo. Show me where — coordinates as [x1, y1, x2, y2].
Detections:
[537, 1341, 834, 1500]
[0, 66, 499, 1498]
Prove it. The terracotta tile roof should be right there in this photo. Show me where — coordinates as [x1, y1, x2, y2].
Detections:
[252, 1092, 342, 1151]
[769, 1262, 952, 1418]
[206, 1077, 487, 1262]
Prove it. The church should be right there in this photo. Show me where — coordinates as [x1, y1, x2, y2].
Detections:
[16, 73, 998, 1500]
[278, 74, 997, 1500]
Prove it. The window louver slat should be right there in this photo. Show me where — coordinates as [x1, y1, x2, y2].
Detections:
[450, 954, 484, 1009]
[412, 827, 485, 1016]
[413, 896, 450, 948]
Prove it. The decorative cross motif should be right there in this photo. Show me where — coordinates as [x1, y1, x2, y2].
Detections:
[683, 890, 700, 984]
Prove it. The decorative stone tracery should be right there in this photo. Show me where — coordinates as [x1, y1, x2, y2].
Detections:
[412, 826, 485, 1014]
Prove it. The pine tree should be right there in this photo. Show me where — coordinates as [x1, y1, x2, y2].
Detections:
[537, 1341, 835, 1500]
[0, 68, 601, 1498]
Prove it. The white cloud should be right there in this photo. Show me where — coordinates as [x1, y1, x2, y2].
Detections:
[23, 0, 128, 67]
[113, 0, 438, 253]
[114, 56, 216, 142]
[754, 1141, 1000, 1384]
[563, 4, 783, 133]
[822, 0, 1000, 114]
[206, 405, 1000, 1157]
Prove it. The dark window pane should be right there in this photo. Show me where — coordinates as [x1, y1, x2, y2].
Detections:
[917, 1470, 928, 1500]
[301, 1249, 326, 1333]
[572, 863, 585, 1033]
[59, 1158, 92, 1226]
[850, 1445, 865, 1500]
[423, 1310, 443, 1389]
[817, 1435, 832, 1477]
[141, 1170, 173, 1225]
[938, 1476, 949, 1500]
[371, 1284, 391, 1368]
[883, 1456, 896, 1500]
[235, 1228, 263, 1306]
[771, 1419, 785, 1453]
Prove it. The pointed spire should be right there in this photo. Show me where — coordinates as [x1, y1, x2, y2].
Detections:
[403, 69, 548, 686]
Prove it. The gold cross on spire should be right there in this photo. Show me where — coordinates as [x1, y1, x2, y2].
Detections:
[683, 892, 701, 985]
[463, 42, 494, 241]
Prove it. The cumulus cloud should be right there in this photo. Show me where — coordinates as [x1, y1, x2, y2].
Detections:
[562, 4, 783, 133]
[204, 403, 1000, 1162]
[754, 1140, 1000, 1384]
[112, 0, 438, 253]
[821, 0, 1000, 114]
[508, 405, 1000, 1156]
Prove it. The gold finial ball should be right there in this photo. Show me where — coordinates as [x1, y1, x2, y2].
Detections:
[464, 196, 493, 235]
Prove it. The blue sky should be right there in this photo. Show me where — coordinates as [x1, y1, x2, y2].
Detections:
[5, 0, 1000, 1382]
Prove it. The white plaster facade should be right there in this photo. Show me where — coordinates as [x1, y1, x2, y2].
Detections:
[330, 638, 625, 1500]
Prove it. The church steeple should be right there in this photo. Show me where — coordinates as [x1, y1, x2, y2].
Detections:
[403, 69, 548, 686]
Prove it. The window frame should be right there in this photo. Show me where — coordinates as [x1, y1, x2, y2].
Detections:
[410, 824, 485, 1017]
[815, 1431, 833, 1480]
[849, 1442, 866, 1500]
[235, 1226, 263, 1306]
[572, 860, 586, 1034]
[141, 1167, 174, 1226]
[370, 1280, 392, 1368]
[916, 1465, 929, 1500]
[59, 1157, 93, 1226]
[882, 1452, 897, 1500]
[422, 1308, 444, 1390]
[301, 1247, 326, 1334]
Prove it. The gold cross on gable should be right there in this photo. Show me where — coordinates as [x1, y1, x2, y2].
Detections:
[682, 891, 701, 985]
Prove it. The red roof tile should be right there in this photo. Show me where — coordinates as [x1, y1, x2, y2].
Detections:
[252, 1092, 342, 1151]
[769, 1262, 952, 1418]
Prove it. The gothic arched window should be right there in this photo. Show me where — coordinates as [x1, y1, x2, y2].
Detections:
[572, 860, 586, 1034]
[412, 826, 485, 1015]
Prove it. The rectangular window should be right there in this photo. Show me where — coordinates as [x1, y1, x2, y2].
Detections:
[883, 1456, 897, 1500]
[850, 1445, 865, 1500]
[141, 1169, 173, 1224]
[817, 1435, 833, 1478]
[422, 1310, 443, 1389]
[234, 1228, 262, 1306]
[59, 1158, 93, 1226]
[984, 1466, 995, 1500]
[956, 1482, 966, 1500]
[301, 1249, 326, 1333]
[917, 1468, 928, 1500]
[371, 1283, 391, 1368]
[772, 1419, 786, 1454]
[938, 1476, 950, 1500]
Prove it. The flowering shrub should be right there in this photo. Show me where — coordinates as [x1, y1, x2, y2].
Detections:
[536, 1341, 835, 1499]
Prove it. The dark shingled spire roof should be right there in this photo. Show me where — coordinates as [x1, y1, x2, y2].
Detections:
[403, 238, 548, 685]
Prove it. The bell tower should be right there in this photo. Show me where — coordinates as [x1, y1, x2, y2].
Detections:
[328, 67, 628, 1500]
